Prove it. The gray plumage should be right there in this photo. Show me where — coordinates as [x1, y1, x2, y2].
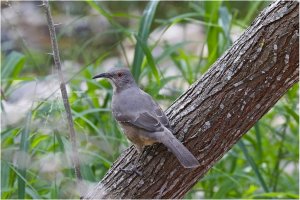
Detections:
[93, 68, 199, 168]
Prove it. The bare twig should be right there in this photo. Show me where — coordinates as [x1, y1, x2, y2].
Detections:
[42, 0, 82, 183]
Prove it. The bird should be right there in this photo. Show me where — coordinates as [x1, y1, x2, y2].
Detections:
[93, 68, 200, 172]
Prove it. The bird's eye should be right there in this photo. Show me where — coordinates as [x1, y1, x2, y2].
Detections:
[117, 72, 123, 77]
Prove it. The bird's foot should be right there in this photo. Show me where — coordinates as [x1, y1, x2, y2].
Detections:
[141, 145, 157, 158]
[120, 164, 142, 176]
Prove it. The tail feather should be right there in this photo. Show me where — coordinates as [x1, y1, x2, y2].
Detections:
[159, 130, 200, 168]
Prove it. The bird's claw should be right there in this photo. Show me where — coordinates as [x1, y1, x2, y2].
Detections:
[120, 165, 142, 176]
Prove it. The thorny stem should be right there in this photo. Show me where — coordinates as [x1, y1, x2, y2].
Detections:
[42, 0, 82, 182]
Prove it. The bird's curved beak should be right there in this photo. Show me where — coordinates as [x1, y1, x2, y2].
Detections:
[92, 73, 111, 79]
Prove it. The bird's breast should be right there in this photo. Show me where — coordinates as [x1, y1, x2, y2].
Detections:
[119, 122, 157, 147]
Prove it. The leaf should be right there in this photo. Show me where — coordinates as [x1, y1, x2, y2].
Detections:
[243, 1, 264, 25]
[1, 161, 10, 198]
[2, 51, 25, 79]
[250, 192, 299, 199]
[156, 41, 192, 63]
[134, 34, 160, 84]
[218, 6, 232, 52]
[31, 135, 49, 149]
[132, 0, 159, 81]
[147, 75, 180, 97]
[54, 130, 65, 152]
[72, 109, 109, 143]
[254, 123, 263, 161]
[238, 140, 269, 192]
[86, 1, 120, 28]
[17, 110, 32, 199]
[203, 1, 222, 66]
[155, 12, 202, 25]
[2, 51, 26, 91]
[8, 162, 41, 199]
[283, 105, 299, 124]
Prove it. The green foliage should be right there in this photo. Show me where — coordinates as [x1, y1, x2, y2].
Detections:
[132, 0, 159, 82]
[1, 51, 26, 92]
[1, 1, 298, 199]
[134, 34, 160, 84]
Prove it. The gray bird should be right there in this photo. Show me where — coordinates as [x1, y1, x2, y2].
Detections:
[93, 68, 199, 169]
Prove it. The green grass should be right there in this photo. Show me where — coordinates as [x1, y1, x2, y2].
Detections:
[132, 0, 159, 82]
[1, 1, 298, 199]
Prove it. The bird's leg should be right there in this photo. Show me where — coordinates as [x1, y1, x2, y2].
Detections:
[146, 144, 159, 157]
[139, 145, 151, 161]
[120, 146, 143, 176]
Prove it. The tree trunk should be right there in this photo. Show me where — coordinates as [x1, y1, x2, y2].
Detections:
[84, 1, 299, 199]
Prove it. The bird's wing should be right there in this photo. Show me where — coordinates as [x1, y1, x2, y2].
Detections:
[153, 102, 171, 129]
[116, 112, 164, 132]
[140, 90, 171, 129]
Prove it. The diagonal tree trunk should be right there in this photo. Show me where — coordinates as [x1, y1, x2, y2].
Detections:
[84, 1, 299, 198]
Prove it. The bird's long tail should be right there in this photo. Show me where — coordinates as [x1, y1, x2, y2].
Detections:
[159, 129, 200, 168]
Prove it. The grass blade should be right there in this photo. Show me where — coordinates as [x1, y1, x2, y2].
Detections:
[243, 1, 264, 25]
[8, 162, 41, 199]
[218, 6, 232, 52]
[134, 34, 160, 84]
[86, 1, 122, 30]
[72, 109, 109, 144]
[283, 105, 299, 123]
[132, 0, 159, 81]
[17, 110, 32, 199]
[1, 160, 12, 199]
[250, 192, 299, 199]
[254, 123, 263, 161]
[2, 51, 25, 91]
[1, 51, 25, 79]
[238, 140, 269, 192]
[204, 1, 222, 66]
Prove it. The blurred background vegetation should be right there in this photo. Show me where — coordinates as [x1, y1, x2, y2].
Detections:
[1, 1, 298, 199]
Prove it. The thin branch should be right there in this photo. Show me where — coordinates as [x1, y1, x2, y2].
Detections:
[42, 0, 82, 183]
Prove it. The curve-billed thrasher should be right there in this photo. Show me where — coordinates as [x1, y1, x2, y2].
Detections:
[93, 68, 199, 170]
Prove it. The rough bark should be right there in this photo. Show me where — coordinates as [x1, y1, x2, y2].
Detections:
[85, 1, 299, 199]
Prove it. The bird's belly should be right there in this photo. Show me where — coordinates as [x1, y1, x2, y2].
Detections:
[119, 123, 157, 147]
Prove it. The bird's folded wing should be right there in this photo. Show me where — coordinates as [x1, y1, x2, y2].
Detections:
[140, 90, 171, 129]
[116, 112, 164, 132]
[153, 105, 171, 129]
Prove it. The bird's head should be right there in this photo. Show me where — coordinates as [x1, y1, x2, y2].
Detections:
[93, 68, 137, 92]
